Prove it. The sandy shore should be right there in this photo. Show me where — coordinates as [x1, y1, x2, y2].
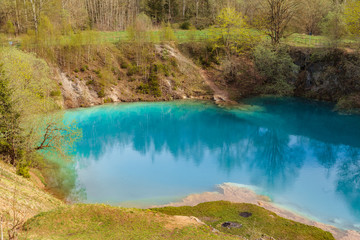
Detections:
[154, 183, 360, 240]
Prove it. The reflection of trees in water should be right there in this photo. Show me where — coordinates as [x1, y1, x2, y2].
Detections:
[74, 105, 250, 168]
[312, 142, 339, 171]
[247, 128, 304, 190]
[336, 148, 360, 219]
[72, 104, 309, 191]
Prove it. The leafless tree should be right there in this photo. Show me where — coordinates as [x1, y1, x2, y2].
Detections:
[263, 0, 298, 45]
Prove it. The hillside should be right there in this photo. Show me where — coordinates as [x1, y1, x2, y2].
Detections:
[0, 161, 63, 238]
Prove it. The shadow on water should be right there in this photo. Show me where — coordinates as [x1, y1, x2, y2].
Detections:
[65, 97, 360, 228]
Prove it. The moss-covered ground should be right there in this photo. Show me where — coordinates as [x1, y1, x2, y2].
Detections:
[22, 204, 238, 240]
[21, 201, 335, 240]
[153, 201, 335, 240]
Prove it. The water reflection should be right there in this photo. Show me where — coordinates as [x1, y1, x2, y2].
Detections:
[66, 98, 360, 230]
[337, 153, 360, 217]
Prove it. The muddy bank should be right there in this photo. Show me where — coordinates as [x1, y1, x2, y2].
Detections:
[155, 183, 360, 240]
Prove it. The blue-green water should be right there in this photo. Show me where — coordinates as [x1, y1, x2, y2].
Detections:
[66, 97, 360, 231]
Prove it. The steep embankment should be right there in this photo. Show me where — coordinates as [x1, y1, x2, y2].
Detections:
[0, 161, 63, 234]
[290, 48, 360, 109]
[177, 43, 360, 110]
[54, 44, 214, 109]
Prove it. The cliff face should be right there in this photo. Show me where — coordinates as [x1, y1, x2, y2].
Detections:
[55, 44, 213, 109]
[290, 48, 360, 108]
[54, 43, 360, 110]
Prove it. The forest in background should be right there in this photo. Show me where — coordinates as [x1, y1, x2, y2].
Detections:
[0, 0, 359, 40]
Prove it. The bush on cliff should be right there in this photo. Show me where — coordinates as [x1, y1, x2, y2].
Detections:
[254, 44, 299, 95]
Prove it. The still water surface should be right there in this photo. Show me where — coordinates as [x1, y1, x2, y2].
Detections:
[65, 97, 360, 230]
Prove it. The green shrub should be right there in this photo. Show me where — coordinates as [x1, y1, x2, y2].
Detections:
[97, 88, 105, 98]
[127, 65, 139, 76]
[253, 44, 299, 95]
[180, 21, 191, 30]
[104, 98, 113, 103]
[50, 90, 62, 97]
[149, 66, 162, 97]
[86, 79, 94, 85]
[137, 83, 150, 94]
[336, 95, 360, 112]
[17, 159, 30, 178]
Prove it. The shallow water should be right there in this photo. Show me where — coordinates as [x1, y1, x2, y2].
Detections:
[65, 97, 360, 230]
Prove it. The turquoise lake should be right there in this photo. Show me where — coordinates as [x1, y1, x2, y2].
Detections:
[65, 97, 360, 231]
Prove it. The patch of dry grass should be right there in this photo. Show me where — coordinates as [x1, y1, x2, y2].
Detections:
[0, 161, 63, 237]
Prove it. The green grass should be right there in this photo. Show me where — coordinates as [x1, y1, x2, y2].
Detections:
[99, 29, 211, 43]
[2, 29, 359, 49]
[153, 201, 335, 240]
[22, 201, 335, 239]
[68, 30, 360, 49]
[22, 204, 238, 240]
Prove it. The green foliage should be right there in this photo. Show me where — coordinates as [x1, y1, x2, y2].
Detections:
[16, 157, 31, 178]
[0, 48, 81, 179]
[179, 42, 218, 67]
[209, 8, 257, 56]
[5, 20, 15, 35]
[137, 65, 162, 97]
[50, 90, 62, 97]
[97, 88, 105, 98]
[137, 83, 150, 94]
[253, 44, 298, 95]
[336, 94, 360, 112]
[344, 1, 360, 36]
[321, 6, 347, 43]
[149, 65, 162, 97]
[86, 79, 95, 86]
[0, 48, 58, 117]
[154, 201, 335, 240]
[127, 65, 140, 76]
[180, 21, 192, 30]
[161, 22, 177, 42]
[104, 98, 113, 104]
[0, 65, 23, 165]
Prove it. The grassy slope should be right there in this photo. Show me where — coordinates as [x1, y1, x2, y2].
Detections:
[154, 201, 335, 240]
[0, 161, 63, 224]
[23, 204, 238, 240]
[22, 201, 335, 240]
